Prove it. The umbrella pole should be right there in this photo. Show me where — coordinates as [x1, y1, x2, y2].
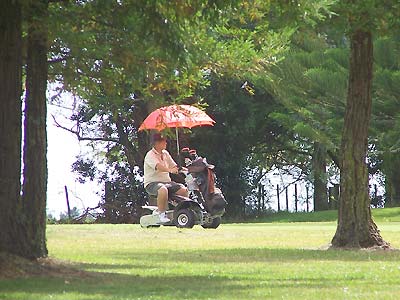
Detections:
[175, 127, 180, 156]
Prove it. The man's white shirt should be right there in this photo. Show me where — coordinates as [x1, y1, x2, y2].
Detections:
[143, 148, 176, 187]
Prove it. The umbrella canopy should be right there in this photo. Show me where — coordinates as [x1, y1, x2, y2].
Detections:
[138, 104, 215, 131]
[138, 104, 215, 155]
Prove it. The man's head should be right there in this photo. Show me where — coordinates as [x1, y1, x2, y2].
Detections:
[151, 133, 167, 150]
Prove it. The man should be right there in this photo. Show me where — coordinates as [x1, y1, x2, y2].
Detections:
[144, 133, 188, 223]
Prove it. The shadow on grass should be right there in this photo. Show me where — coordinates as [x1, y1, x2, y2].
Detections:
[104, 247, 400, 265]
[0, 268, 377, 300]
[2, 247, 400, 299]
[75, 262, 157, 271]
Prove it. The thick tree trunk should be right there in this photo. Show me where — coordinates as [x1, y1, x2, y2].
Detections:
[386, 179, 400, 207]
[21, 0, 49, 258]
[331, 29, 388, 248]
[382, 155, 400, 207]
[312, 142, 329, 211]
[0, 0, 23, 255]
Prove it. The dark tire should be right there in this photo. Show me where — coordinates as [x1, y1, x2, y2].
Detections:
[174, 208, 195, 228]
[202, 216, 221, 229]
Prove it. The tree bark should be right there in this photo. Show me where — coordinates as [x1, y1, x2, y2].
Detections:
[382, 155, 400, 207]
[331, 29, 388, 248]
[0, 0, 23, 255]
[312, 142, 329, 211]
[115, 114, 145, 172]
[21, 0, 49, 258]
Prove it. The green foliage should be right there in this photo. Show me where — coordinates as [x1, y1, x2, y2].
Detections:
[48, 0, 221, 107]
[59, 207, 81, 222]
[370, 36, 400, 204]
[261, 30, 348, 161]
[100, 165, 147, 224]
[336, 0, 400, 33]
[71, 158, 96, 183]
[190, 76, 307, 216]
[259, 31, 399, 176]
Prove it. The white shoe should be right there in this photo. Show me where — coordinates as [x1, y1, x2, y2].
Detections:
[158, 212, 170, 223]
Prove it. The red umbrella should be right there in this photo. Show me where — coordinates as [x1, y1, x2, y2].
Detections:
[139, 104, 215, 131]
[139, 104, 215, 153]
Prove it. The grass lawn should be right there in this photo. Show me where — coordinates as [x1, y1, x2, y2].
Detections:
[1, 209, 400, 299]
[237, 207, 400, 223]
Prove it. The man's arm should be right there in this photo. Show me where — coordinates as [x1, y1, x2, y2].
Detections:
[165, 151, 179, 169]
[164, 151, 187, 172]
[156, 163, 179, 174]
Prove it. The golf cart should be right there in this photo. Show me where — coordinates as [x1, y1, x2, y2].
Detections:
[139, 148, 227, 229]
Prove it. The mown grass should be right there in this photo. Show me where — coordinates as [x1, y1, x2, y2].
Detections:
[1, 209, 400, 299]
[240, 207, 400, 223]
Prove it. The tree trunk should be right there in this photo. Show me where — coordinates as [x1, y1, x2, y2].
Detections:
[312, 142, 329, 211]
[21, 0, 49, 258]
[328, 184, 339, 209]
[0, 0, 23, 255]
[384, 176, 400, 207]
[382, 155, 400, 207]
[331, 29, 388, 248]
[116, 114, 145, 172]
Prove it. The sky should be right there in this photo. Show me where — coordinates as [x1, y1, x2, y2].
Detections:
[46, 99, 101, 218]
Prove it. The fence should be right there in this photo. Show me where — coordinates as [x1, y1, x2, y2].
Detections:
[254, 182, 341, 213]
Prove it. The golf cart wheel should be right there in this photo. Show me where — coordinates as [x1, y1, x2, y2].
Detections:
[174, 209, 195, 228]
[202, 216, 221, 229]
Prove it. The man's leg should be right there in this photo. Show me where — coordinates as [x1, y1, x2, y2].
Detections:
[157, 185, 169, 212]
[155, 185, 170, 223]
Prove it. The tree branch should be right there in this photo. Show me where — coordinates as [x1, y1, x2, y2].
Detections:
[253, 169, 269, 187]
[48, 55, 70, 64]
[48, 0, 69, 4]
[52, 115, 119, 143]
[277, 173, 307, 194]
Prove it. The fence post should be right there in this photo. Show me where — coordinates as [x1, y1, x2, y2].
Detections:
[306, 185, 309, 212]
[64, 185, 71, 220]
[261, 185, 265, 210]
[286, 187, 289, 211]
[294, 184, 298, 212]
[277, 184, 281, 212]
[105, 181, 112, 222]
